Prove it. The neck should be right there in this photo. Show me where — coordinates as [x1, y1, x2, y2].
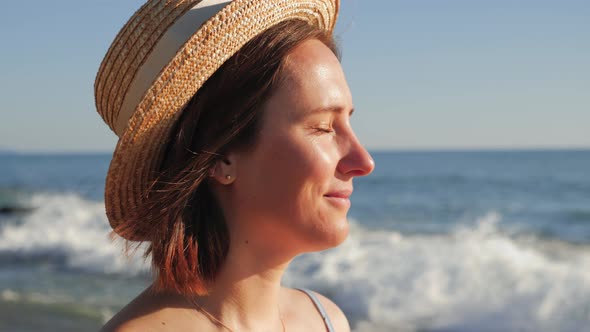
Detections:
[193, 233, 292, 331]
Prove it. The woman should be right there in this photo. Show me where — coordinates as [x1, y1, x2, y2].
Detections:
[96, 0, 374, 331]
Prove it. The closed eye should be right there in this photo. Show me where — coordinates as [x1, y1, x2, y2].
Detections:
[314, 127, 334, 134]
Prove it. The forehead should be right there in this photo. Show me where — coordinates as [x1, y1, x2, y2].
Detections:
[272, 39, 351, 118]
[283, 38, 341, 79]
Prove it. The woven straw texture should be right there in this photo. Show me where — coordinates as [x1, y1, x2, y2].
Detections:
[94, 0, 339, 239]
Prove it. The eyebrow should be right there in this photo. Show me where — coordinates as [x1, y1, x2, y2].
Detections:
[308, 106, 355, 117]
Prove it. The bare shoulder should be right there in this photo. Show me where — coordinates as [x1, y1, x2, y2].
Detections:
[99, 292, 163, 332]
[311, 291, 351, 332]
[100, 287, 200, 332]
[101, 317, 156, 332]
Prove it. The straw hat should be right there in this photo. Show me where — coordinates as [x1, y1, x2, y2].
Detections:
[94, 0, 339, 238]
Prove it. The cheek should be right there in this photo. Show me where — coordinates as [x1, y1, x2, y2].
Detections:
[256, 134, 333, 212]
[270, 139, 343, 241]
[269, 139, 319, 195]
[239, 133, 348, 249]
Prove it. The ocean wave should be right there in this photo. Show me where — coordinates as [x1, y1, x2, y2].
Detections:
[0, 188, 35, 216]
[0, 192, 148, 275]
[285, 212, 590, 332]
[2, 193, 590, 331]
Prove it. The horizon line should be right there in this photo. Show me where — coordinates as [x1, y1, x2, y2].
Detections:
[1, 145, 589, 155]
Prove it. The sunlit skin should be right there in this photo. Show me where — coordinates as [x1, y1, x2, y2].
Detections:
[102, 38, 374, 332]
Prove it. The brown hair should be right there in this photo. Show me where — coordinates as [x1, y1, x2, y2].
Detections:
[115, 19, 339, 295]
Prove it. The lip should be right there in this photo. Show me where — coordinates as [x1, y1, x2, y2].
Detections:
[324, 189, 353, 208]
[324, 189, 353, 199]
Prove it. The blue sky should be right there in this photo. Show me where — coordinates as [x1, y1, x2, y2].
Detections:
[0, 0, 588, 152]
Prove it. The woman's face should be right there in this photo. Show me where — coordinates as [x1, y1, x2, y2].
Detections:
[229, 38, 374, 253]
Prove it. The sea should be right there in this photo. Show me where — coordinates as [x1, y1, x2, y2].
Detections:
[0, 150, 589, 332]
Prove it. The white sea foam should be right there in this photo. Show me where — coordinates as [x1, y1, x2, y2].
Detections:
[0, 192, 148, 275]
[285, 212, 590, 332]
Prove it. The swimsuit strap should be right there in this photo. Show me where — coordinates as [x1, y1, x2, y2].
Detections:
[295, 288, 336, 332]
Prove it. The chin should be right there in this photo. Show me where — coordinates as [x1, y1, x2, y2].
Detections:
[308, 217, 350, 252]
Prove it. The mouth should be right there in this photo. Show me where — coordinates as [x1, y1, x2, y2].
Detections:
[324, 189, 353, 208]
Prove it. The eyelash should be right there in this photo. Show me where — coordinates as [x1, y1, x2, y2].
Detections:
[314, 127, 334, 134]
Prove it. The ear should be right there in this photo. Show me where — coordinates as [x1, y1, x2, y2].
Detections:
[208, 152, 237, 185]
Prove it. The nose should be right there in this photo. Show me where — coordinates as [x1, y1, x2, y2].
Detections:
[337, 131, 375, 177]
